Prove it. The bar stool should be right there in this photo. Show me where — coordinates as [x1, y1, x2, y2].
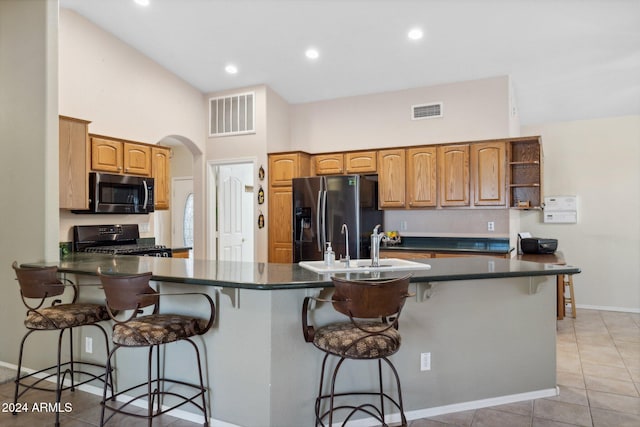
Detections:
[98, 271, 215, 427]
[11, 261, 112, 427]
[302, 274, 413, 426]
[564, 274, 576, 318]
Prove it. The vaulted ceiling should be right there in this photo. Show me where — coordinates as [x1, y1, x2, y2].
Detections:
[60, 0, 640, 126]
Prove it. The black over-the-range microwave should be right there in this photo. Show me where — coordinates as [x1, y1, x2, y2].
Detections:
[72, 172, 154, 214]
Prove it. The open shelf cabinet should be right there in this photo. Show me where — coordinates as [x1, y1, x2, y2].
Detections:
[508, 137, 543, 209]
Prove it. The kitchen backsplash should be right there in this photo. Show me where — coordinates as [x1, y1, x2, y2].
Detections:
[384, 209, 510, 238]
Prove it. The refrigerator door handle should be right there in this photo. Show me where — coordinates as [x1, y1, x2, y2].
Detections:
[321, 190, 327, 251]
[316, 190, 322, 252]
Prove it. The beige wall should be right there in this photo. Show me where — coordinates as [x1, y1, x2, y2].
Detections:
[58, 9, 206, 253]
[59, 9, 205, 146]
[290, 75, 513, 153]
[204, 85, 270, 262]
[522, 116, 640, 311]
[0, 0, 59, 365]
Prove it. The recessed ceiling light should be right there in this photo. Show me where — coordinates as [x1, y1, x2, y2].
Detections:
[134, 0, 150, 6]
[305, 48, 319, 60]
[225, 64, 238, 75]
[407, 28, 423, 41]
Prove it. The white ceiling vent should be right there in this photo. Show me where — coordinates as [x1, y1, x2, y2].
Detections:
[411, 102, 443, 120]
[209, 92, 255, 137]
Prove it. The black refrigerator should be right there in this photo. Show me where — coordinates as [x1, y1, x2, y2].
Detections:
[292, 175, 383, 262]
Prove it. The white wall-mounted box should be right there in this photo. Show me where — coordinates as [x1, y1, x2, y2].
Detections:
[544, 211, 578, 224]
[544, 196, 577, 211]
[543, 195, 577, 223]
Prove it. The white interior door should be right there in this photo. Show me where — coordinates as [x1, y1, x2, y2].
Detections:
[171, 177, 194, 248]
[217, 163, 254, 262]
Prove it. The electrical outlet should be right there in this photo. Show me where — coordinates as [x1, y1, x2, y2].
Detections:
[400, 221, 408, 231]
[487, 221, 495, 232]
[420, 352, 431, 371]
[85, 337, 93, 354]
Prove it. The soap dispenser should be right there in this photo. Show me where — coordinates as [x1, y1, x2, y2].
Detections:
[324, 242, 335, 266]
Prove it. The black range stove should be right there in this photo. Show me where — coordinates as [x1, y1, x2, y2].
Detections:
[73, 224, 172, 257]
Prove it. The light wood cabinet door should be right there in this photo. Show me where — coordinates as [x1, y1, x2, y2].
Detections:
[59, 116, 90, 210]
[438, 144, 469, 207]
[378, 149, 406, 208]
[313, 153, 344, 175]
[123, 142, 152, 176]
[91, 137, 123, 173]
[269, 153, 310, 187]
[268, 187, 293, 263]
[407, 146, 437, 207]
[433, 252, 509, 259]
[472, 142, 506, 206]
[152, 147, 171, 210]
[345, 151, 377, 173]
[268, 152, 310, 263]
[379, 250, 433, 260]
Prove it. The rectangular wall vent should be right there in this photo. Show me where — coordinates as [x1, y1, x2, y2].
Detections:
[412, 102, 443, 120]
[209, 92, 255, 137]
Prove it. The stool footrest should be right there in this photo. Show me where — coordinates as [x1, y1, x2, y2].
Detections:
[316, 391, 405, 426]
[101, 378, 207, 425]
[15, 361, 112, 397]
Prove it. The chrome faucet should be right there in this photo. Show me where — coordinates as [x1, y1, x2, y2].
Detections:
[340, 223, 350, 265]
[370, 224, 386, 267]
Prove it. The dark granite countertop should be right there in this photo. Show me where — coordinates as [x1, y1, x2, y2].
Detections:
[23, 253, 580, 290]
[380, 236, 513, 254]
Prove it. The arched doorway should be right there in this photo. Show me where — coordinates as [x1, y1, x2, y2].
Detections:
[156, 135, 202, 258]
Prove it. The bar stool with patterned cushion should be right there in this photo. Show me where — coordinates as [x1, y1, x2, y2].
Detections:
[302, 274, 413, 426]
[98, 271, 215, 427]
[11, 261, 113, 427]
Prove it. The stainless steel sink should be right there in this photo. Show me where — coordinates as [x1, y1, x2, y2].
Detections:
[298, 258, 431, 274]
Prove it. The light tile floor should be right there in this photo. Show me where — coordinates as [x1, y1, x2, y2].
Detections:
[0, 309, 638, 426]
[413, 309, 640, 427]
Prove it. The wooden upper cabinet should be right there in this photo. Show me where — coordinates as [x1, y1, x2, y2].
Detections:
[378, 149, 406, 208]
[471, 142, 506, 206]
[59, 116, 91, 210]
[152, 147, 171, 210]
[345, 151, 377, 173]
[438, 144, 469, 207]
[406, 146, 437, 207]
[268, 152, 310, 186]
[123, 142, 152, 176]
[91, 136, 152, 177]
[313, 153, 344, 175]
[91, 136, 123, 173]
[509, 137, 543, 208]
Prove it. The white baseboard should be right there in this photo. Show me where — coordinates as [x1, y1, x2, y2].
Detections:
[0, 358, 560, 427]
[0, 360, 236, 426]
[576, 304, 640, 314]
[334, 387, 559, 427]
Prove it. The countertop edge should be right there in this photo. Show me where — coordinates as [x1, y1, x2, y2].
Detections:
[42, 260, 581, 290]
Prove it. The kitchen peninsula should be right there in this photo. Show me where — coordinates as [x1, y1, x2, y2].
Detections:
[25, 255, 579, 427]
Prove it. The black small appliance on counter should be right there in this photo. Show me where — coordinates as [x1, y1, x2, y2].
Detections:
[520, 237, 558, 254]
